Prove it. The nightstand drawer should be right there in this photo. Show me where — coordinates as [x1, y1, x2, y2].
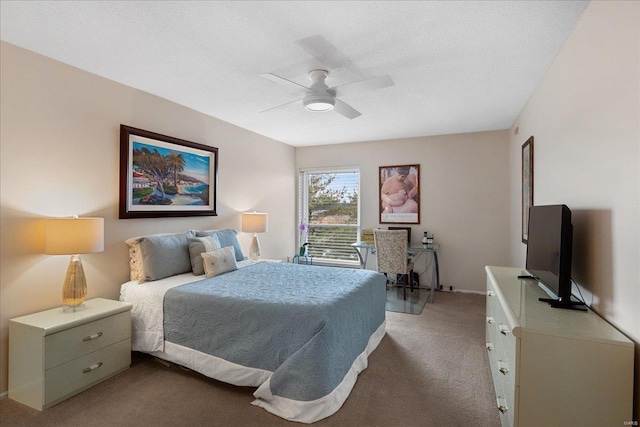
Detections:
[44, 339, 130, 407]
[45, 311, 130, 369]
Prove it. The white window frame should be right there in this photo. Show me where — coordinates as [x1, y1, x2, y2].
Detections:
[298, 166, 361, 267]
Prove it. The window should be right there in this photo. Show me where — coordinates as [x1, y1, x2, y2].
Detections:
[298, 168, 360, 266]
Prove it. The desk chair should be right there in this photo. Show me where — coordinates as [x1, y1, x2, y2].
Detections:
[374, 229, 414, 300]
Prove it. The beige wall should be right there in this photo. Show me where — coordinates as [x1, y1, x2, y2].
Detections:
[296, 130, 511, 293]
[0, 42, 296, 393]
[508, 1, 639, 412]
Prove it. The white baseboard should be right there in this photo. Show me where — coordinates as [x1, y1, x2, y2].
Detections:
[454, 289, 486, 295]
[0, 391, 8, 399]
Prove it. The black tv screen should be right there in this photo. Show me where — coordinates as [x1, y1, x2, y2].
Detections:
[525, 204, 584, 310]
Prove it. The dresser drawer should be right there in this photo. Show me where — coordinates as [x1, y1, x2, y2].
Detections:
[44, 338, 130, 407]
[497, 395, 513, 427]
[45, 311, 131, 369]
[497, 324, 517, 379]
[496, 356, 515, 416]
[486, 287, 501, 318]
[489, 355, 513, 427]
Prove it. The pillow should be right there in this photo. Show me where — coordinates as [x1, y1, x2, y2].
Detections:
[196, 229, 245, 261]
[202, 246, 238, 278]
[188, 235, 221, 275]
[127, 243, 144, 281]
[125, 231, 194, 282]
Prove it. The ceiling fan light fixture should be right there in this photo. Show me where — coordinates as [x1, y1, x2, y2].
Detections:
[303, 93, 335, 112]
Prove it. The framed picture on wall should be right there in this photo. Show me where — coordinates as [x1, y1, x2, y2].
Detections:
[119, 125, 218, 219]
[521, 136, 534, 243]
[379, 164, 420, 224]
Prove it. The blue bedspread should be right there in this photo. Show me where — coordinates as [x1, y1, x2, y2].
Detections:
[163, 262, 386, 420]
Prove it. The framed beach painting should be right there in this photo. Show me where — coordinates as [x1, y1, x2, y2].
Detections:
[379, 164, 420, 224]
[521, 136, 534, 243]
[119, 125, 218, 219]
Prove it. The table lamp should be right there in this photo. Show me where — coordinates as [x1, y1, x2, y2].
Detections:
[45, 216, 104, 312]
[242, 212, 268, 261]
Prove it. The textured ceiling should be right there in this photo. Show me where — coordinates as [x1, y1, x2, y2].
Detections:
[0, 1, 589, 147]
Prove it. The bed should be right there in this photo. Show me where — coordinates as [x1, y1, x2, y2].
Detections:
[120, 229, 387, 423]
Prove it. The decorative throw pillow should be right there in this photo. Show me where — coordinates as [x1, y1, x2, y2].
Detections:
[125, 231, 194, 283]
[201, 246, 238, 278]
[196, 229, 245, 262]
[127, 244, 144, 281]
[188, 235, 221, 275]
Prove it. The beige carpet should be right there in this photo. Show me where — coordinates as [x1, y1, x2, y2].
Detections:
[0, 292, 500, 427]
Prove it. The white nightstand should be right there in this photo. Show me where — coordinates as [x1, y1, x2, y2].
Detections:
[9, 298, 132, 410]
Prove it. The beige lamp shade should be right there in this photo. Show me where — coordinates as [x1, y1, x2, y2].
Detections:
[242, 212, 268, 261]
[45, 217, 104, 255]
[242, 212, 268, 233]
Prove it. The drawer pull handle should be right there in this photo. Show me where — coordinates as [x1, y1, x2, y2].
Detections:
[82, 362, 103, 374]
[487, 291, 495, 297]
[498, 360, 509, 375]
[486, 342, 494, 351]
[498, 324, 510, 335]
[83, 332, 103, 342]
[497, 398, 508, 414]
[486, 316, 495, 324]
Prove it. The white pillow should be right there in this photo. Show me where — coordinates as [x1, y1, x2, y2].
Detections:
[202, 246, 238, 278]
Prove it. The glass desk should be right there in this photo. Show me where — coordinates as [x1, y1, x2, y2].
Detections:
[292, 254, 313, 265]
[350, 242, 440, 303]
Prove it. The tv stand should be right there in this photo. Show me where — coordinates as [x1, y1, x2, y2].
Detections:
[485, 266, 633, 426]
[538, 297, 588, 311]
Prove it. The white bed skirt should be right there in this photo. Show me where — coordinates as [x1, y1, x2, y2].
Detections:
[149, 320, 386, 424]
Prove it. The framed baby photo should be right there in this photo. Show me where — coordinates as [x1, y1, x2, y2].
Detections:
[379, 164, 420, 224]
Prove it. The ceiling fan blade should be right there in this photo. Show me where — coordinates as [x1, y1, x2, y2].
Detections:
[329, 76, 395, 98]
[333, 99, 361, 120]
[295, 35, 350, 71]
[259, 73, 309, 92]
[260, 98, 303, 113]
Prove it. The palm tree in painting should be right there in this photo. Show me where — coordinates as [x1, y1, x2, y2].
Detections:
[132, 147, 172, 201]
[167, 152, 185, 189]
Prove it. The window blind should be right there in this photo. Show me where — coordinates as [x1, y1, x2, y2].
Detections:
[299, 168, 360, 265]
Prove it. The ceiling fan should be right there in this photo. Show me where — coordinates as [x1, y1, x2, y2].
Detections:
[259, 69, 394, 119]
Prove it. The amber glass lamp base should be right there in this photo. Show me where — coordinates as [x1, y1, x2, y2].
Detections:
[62, 254, 87, 312]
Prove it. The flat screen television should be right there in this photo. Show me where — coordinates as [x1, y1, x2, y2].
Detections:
[525, 204, 586, 311]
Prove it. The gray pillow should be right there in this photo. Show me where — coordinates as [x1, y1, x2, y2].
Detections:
[136, 231, 193, 282]
[196, 229, 245, 261]
[202, 246, 238, 278]
[188, 235, 221, 275]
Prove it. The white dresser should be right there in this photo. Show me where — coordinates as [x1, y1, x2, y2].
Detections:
[9, 298, 132, 410]
[485, 266, 634, 427]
